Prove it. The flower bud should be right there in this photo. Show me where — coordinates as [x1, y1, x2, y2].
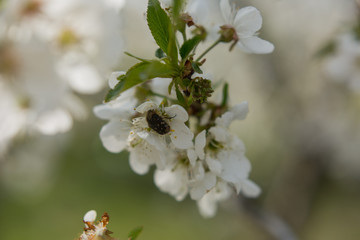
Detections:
[219, 25, 237, 43]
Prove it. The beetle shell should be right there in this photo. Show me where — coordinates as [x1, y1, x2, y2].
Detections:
[146, 110, 171, 135]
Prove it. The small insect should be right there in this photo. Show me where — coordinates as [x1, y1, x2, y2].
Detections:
[146, 110, 171, 135]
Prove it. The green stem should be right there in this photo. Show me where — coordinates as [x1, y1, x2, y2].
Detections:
[149, 90, 177, 102]
[195, 38, 222, 62]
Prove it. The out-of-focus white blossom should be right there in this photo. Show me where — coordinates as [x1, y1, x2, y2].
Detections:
[0, 0, 125, 153]
[324, 33, 360, 91]
[0, 81, 27, 155]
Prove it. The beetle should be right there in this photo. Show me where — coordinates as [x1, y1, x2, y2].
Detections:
[146, 110, 171, 135]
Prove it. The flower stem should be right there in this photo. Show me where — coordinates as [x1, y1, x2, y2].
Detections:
[195, 38, 222, 62]
[181, 30, 187, 42]
[149, 90, 177, 102]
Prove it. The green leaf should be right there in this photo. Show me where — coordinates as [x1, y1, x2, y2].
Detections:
[105, 61, 175, 102]
[180, 35, 202, 59]
[221, 82, 228, 107]
[147, 0, 171, 54]
[168, 79, 175, 95]
[128, 226, 143, 240]
[175, 87, 187, 107]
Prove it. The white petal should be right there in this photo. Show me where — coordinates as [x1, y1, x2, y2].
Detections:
[220, 0, 233, 24]
[108, 71, 125, 88]
[154, 166, 188, 201]
[154, 151, 169, 170]
[237, 36, 274, 54]
[170, 120, 194, 149]
[35, 109, 72, 135]
[129, 151, 150, 175]
[190, 172, 216, 200]
[230, 101, 249, 121]
[187, 148, 197, 166]
[197, 180, 232, 218]
[229, 135, 246, 153]
[215, 111, 234, 128]
[234, 6, 262, 36]
[189, 161, 205, 182]
[104, 0, 126, 9]
[142, 132, 167, 151]
[137, 130, 150, 140]
[83, 210, 97, 223]
[195, 130, 206, 160]
[197, 195, 217, 218]
[209, 126, 228, 142]
[242, 179, 261, 197]
[63, 63, 104, 94]
[206, 155, 222, 175]
[165, 104, 189, 122]
[93, 102, 134, 120]
[99, 121, 131, 153]
[135, 101, 157, 113]
[63, 94, 88, 121]
[203, 172, 217, 190]
[219, 151, 251, 183]
[128, 140, 164, 175]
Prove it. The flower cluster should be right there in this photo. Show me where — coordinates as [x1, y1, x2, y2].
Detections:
[80, 210, 115, 240]
[78, 210, 143, 240]
[0, 0, 125, 154]
[95, 0, 273, 217]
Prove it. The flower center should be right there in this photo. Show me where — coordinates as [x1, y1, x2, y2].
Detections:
[58, 29, 79, 48]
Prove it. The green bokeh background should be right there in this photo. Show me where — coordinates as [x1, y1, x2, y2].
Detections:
[2, 0, 360, 239]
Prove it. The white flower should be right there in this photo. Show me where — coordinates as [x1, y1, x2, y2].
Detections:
[80, 210, 114, 240]
[1, 0, 126, 94]
[189, 167, 217, 200]
[188, 0, 274, 54]
[206, 101, 261, 197]
[220, 0, 274, 53]
[135, 101, 194, 150]
[325, 33, 360, 91]
[196, 180, 232, 218]
[209, 101, 249, 142]
[0, 0, 126, 144]
[128, 133, 167, 175]
[0, 37, 86, 136]
[94, 83, 166, 175]
[154, 163, 189, 201]
[95, 98, 194, 175]
[43, 0, 125, 94]
[207, 136, 252, 192]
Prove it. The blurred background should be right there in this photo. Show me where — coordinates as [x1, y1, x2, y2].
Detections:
[1, 0, 360, 239]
